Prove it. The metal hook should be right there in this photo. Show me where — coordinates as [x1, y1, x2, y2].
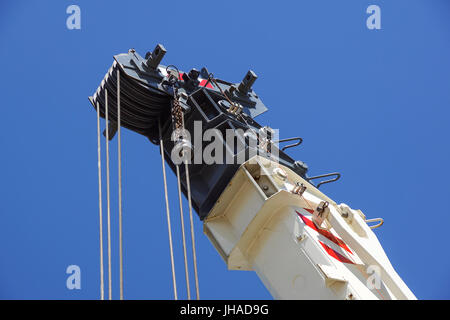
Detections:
[273, 137, 303, 151]
[307, 172, 341, 189]
[365, 218, 384, 230]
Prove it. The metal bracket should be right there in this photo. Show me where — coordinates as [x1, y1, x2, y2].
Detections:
[292, 182, 307, 196]
[103, 121, 117, 140]
[316, 201, 329, 216]
[144, 44, 166, 70]
[313, 201, 330, 229]
[238, 70, 257, 94]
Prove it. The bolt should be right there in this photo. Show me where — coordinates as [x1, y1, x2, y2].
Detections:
[273, 167, 287, 181]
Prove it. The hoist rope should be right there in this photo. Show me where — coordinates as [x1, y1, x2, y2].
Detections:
[170, 90, 193, 300]
[117, 70, 124, 300]
[158, 120, 178, 300]
[171, 85, 200, 300]
[96, 101, 105, 300]
[175, 164, 191, 300]
[105, 89, 113, 300]
[184, 161, 200, 300]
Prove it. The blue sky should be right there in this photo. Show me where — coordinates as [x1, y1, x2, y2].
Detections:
[0, 0, 449, 300]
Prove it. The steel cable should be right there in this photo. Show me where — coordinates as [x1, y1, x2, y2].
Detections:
[185, 161, 200, 300]
[96, 101, 105, 300]
[175, 164, 191, 300]
[159, 120, 178, 300]
[117, 70, 124, 300]
[105, 89, 113, 300]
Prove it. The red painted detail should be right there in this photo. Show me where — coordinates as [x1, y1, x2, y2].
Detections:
[199, 79, 214, 88]
[319, 241, 354, 264]
[296, 210, 353, 255]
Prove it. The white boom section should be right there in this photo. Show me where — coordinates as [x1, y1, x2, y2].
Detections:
[203, 156, 416, 300]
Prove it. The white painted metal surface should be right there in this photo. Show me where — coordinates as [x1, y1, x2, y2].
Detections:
[204, 156, 416, 300]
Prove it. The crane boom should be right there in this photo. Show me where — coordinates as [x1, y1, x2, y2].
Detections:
[204, 156, 415, 299]
[89, 44, 416, 300]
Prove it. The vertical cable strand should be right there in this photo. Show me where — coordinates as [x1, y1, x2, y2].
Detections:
[96, 101, 105, 300]
[159, 120, 178, 300]
[176, 164, 191, 300]
[105, 89, 113, 300]
[184, 161, 200, 300]
[117, 70, 124, 300]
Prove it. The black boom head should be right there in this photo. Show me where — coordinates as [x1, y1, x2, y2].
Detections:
[90, 44, 310, 219]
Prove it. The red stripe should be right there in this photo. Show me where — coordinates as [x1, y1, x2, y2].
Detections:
[319, 241, 354, 264]
[296, 210, 353, 255]
[199, 79, 214, 88]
